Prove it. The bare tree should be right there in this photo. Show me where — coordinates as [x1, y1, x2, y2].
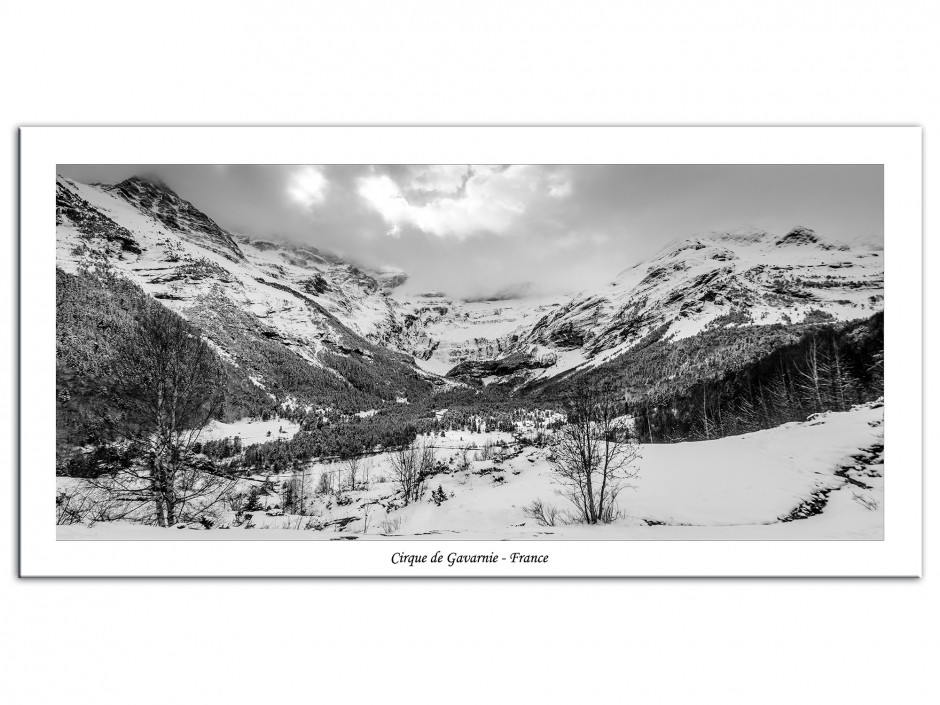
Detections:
[870, 348, 884, 391]
[821, 339, 853, 412]
[797, 336, 825, 413]
[362, 458, 372, 489]
[475, 438, 496, 461]
[701, 385, 711, 439]
[89, 301, 230, 527]
[390, 440, 435, 505]
[316, 470, 332, 496]
[456, 444, 472, 474]
[345, 455, 362, 490]
[548, 384, 641, 524]
[281, 475, 305, 514]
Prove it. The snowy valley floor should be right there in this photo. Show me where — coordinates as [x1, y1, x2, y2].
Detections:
[57, 403, 885, 541]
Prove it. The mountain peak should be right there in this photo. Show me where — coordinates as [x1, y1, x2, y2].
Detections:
[775, 226, 820, 247]
[123, 174, 167, 187]
[106, 176, 244, 261]
[110, 174, 178, 199]
[683, 225, 850, 252]
[654, 226, 771, 258]
[700, 226, 771, 246]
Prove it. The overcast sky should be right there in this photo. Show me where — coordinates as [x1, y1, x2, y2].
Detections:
[57, 164, 884, 299]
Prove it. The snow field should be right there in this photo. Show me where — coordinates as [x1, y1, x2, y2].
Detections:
[58, 405, 884, 540]
[200, 417, 300, 445]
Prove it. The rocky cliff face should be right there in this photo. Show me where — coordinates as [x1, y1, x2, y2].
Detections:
[56, 181, 142, 255]
[384, 292, 566, 378]
[105, 176, 245, 261]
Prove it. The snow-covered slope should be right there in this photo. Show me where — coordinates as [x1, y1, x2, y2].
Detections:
[384, 403, 884, 539]
[523, 226, 883, 375]
[56, 175, 430, 408]
[57, 400, 885, 541]
[394, 226, 884, 383]
[58, 175, 401, 343]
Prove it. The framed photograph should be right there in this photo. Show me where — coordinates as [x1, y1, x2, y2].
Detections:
[19, 126, 922, 576]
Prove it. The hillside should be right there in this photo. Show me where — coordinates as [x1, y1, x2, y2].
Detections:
[56, 175, 439, 456]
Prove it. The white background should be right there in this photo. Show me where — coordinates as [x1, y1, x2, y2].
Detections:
[18, 125, 922, 578]
[1, 1, 937, 703]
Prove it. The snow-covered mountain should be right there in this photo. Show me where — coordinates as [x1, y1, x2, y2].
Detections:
[56, 175, 884, 396]
[56, 175, 434, 411]
[514, 226, 883, 376]
[57, 175, 403, 344]
[386, 226, 884, 384]
[385, 292, 565, 377]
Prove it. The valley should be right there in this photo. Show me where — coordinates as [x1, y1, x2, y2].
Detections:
[54, 173, 886, 540]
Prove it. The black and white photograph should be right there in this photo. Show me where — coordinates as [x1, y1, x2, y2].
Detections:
[53, 162, 887, 541]
[5, 4, 937, 704]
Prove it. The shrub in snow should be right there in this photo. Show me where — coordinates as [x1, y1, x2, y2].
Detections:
[280, 475, 305, 514]
[379, 516, 402, 534]
[430, 485, 448, 506]
[55, 488, 114, 526]
[523, 499, 560, 527]
[316, 472, 332, 496]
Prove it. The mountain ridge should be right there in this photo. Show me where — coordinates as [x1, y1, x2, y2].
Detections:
[55, 174, 884, 396]
[397, 223, 883, 385]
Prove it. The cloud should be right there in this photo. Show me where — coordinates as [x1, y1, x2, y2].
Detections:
[357, 164, 568, 239]
[405, 165, 470, 196]
[287, 166, 328, 207]
[551, 231, 610, 251]
[548, 175, 573, 199]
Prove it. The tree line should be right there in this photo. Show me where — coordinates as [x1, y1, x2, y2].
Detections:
[628, 314, 883, 442]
